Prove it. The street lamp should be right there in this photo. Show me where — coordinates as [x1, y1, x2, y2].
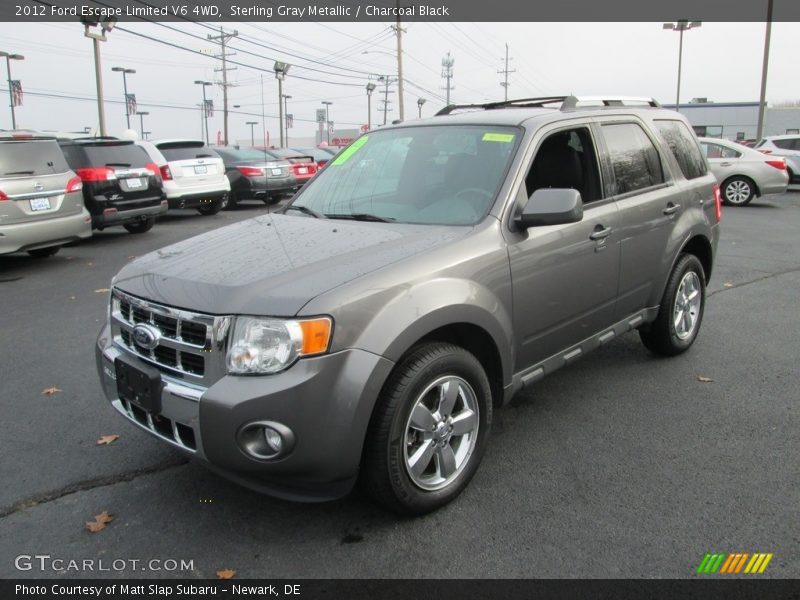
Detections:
[321, 101, 333, 145]
[82, 15, 117, 136]
[282, 94, 292, 147]
[0, 51, 24, 129]
[246, 121, 258, 146]
[194, 80, 212, 144]
[111, 67, 136, 129]
[274, 61, 290, 148]
[366, 82, 376, 131]
[417, 97, 426, 119]
[136, 111, 149, 139]
[663, 20, 701, 111]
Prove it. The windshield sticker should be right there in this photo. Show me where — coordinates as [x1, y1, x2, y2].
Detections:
[331, 136, 370, 166]
[482, 133, 515, 143]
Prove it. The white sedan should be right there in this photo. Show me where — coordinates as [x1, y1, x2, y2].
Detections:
[699, 137, 789, 206]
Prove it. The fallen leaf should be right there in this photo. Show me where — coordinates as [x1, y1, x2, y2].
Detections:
[94, 288, 110, 293]
[723, 282, 734, 288]
[127, 255, 137, 260]
[41, 387, 62, 395]
[216, 569, 236, 580]
[96, 434, 120, 446]
[697, 375, 714, 383]
[85, 511, 114, 533]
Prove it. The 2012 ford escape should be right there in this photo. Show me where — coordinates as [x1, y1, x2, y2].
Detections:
[96, 96, 721, 514]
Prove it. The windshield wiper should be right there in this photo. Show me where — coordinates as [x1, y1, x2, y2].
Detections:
[326, 213, 394, 222]
[284, 205, 326, 219]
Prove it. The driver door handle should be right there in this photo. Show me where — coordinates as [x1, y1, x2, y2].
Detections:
[589, 226, 612, 241]
[663, 203, 681, 215]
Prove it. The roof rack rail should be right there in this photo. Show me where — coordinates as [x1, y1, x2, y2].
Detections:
[435, 96, 568, 116]
[560, 95, 661, 110]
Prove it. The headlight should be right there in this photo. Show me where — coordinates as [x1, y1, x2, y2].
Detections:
[226, 316, 333, 375]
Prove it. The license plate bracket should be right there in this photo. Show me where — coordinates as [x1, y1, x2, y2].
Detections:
[115, 355, 163, 413]
[30, 197, 51, 211]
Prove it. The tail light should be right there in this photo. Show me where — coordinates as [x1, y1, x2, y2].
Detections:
[291, 163, 317, 176]
[237, 166, 263, 177]
[75, 167, 116, 182]
[765, 159, 787, 170]
[66, 176, 83, 193]
[0, 190, 8, 201]
[713, 183, 722, 223]
[159, 165, 173, 180]
[145, 162, 162, 179]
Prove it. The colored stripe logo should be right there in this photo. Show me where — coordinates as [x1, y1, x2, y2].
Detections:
[697, 552, 773, 574]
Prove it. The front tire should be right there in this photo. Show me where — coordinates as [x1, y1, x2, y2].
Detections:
[123, 217, 155, 234]
[640, 254, 706, 356]
[722, 176, 755, 206]
[361, 342, 492, 515]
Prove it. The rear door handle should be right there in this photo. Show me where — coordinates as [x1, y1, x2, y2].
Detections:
[589, 226, 612, 241]
[663, 203, 681, 215]
[719, 162, 733, 167]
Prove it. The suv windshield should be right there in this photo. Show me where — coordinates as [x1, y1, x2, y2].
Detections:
[291, 125, 519, 225]
[0, 139, 70, 177]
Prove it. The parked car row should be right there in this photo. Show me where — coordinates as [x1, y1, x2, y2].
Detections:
[0, 131, 326, 257]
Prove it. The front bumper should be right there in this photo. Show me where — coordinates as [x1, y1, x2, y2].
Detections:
[95, 322, 394, 501]
[0, 208, 92, 255]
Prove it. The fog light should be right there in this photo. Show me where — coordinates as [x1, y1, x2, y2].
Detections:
[237, 420, 295, 461]
[263, 427, 283, 453]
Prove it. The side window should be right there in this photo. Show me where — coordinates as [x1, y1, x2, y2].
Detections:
[654, 120, 707, 180]
[773, 138, 796, 150]
[524, 127, 603, 204]
[701, 142, 740, 160]
[601, 123, 664, 195]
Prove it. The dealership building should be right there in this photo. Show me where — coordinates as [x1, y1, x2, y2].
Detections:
[665, 99, 800, 141]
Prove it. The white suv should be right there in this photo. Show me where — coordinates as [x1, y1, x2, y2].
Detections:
[137, 139, 230, 215]
[755, 135, 800, 184]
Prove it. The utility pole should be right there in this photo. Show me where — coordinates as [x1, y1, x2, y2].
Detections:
[441, 52, 455, 106]
[392, 6, 406, 121]
[378, 76, 394, 125]
[498, 43, 515, 101]
[756, 0, 773, 142]
[208, 27, 238, 146]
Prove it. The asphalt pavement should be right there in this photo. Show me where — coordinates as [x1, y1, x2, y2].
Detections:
[0, 192, 798, 579]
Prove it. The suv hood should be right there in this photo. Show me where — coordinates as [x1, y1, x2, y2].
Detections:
[113, 213, 471, 316]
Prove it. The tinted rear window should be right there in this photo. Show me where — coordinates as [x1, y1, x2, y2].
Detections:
[156, 142, 218, 162]
[0, 140, 70, 177]
[654, 120, 707, 180]
[216, 148, 276, 163]
[61, 143, 151, 169]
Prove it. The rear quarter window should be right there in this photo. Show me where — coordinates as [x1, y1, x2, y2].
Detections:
[654, 119, 707, 180]
[0, 140, 70, 177]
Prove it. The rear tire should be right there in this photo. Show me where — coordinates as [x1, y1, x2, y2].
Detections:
[721, 176, 755, 206]
[123, 217, 155, 234]
[640, 254, 706, 356]
[197, 200, 223, 216]
[225, 192, 239, 210]
[27, 246, 60, 258]
[361, 342, 492, 515]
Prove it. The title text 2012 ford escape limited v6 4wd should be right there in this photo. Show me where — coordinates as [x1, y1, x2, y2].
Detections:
[96, 96, 721, 514]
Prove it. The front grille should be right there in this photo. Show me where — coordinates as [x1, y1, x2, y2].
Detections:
[121, 399, 197, 451]
[111, 289, 230, 385]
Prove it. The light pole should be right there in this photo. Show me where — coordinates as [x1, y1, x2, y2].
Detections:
[111, 66, 136, 129]
[366, 82, 376, 130]
[194, 80, 212, 144]
[417, 97, 426, 119]
[663, 20, 701, 111]
[0, 51, 24, 129]
[136, 111, 148, 139]
[246, 121, 258, 146]
[321, 101, 333, 144]
[82, 16, 117, 136]
[282, 94, 292, 147]
[274, 61, 290, 148]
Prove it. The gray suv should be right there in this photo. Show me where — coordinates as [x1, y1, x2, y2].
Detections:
[96, 96, 721, 514]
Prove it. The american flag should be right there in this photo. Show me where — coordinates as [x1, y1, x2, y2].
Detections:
[125, 93, 137, 116]
[11, 80, 22, 107]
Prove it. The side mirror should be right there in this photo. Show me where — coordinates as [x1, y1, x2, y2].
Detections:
[515, 188, 584, 228]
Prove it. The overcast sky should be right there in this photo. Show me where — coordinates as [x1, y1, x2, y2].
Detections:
[1, 21, 798, 143]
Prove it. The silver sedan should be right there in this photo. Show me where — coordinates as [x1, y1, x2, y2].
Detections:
[699, 137, 789, 206]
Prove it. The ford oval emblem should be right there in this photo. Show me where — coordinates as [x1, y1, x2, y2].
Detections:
[132, 324, 161, 351]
